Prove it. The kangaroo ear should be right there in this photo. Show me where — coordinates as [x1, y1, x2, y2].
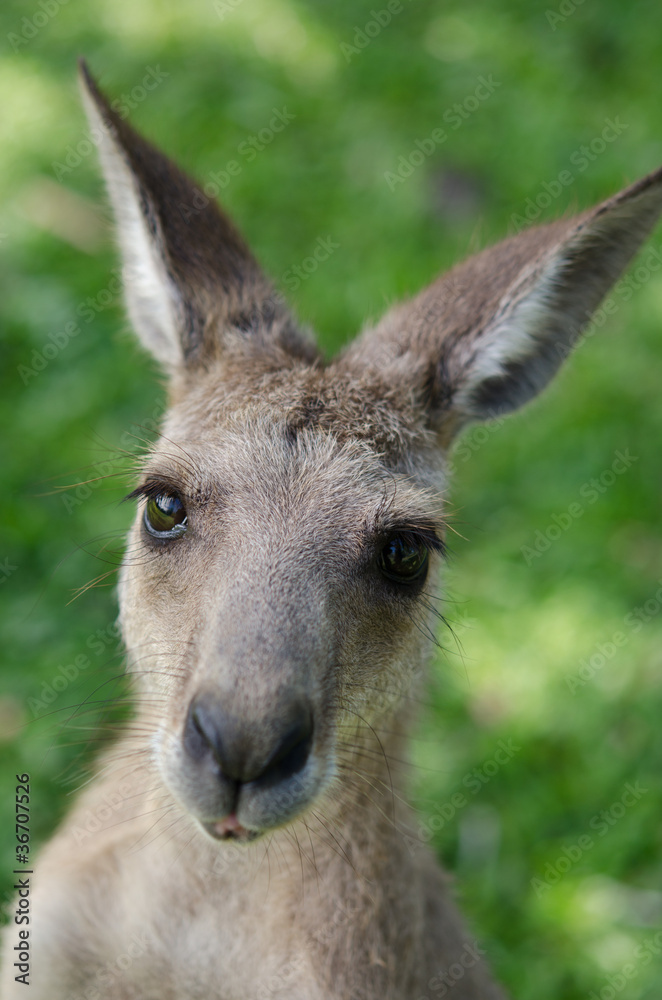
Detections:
[78, 61, 314, 370]
[344, 166, 662, 439]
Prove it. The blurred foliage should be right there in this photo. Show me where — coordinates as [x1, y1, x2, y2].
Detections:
[1, 0, 662, 996]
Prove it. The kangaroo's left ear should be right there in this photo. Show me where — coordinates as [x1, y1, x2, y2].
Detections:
[78, 60, 315, 372]
[343, 166, 662, 440]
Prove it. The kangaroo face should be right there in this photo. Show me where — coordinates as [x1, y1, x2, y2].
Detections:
[119, 357, 447, 839]
[80, 63, 662, 844]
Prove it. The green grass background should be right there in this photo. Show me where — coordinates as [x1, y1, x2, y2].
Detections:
[1, 1, 662, 996]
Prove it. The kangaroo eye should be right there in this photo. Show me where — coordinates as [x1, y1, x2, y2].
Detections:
[378, 534, 429, 584]
[144, 493, 188, 539]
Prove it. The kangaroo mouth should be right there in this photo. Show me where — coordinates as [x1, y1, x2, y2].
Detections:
[201, 814, 260, 843]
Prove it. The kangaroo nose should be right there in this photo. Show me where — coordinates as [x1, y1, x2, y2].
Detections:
[184, 694, 313, 788]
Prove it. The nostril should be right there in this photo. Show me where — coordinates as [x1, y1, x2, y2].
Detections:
[184, 700, 223, 764]
[259, 711, 313, 789]
[183, 694, 314, 787]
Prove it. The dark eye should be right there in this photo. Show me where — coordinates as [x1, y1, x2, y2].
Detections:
[378, 534, 430, 584]
[144, 492, 187, 539]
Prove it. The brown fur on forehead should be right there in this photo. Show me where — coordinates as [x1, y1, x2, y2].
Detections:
[143, 420, 447, 538]
[168, 338, 436, 463]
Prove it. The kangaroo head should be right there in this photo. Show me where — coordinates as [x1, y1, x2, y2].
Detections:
[81, 63, 662, 843]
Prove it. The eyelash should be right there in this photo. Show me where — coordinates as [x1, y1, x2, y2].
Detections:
[378, 527, 446, 556]
[124, 480, 185, 505]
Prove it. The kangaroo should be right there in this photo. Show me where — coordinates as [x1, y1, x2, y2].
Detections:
[3, 61, 661, 999]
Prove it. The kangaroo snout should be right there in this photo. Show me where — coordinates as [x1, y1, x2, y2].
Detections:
[173, 684, 322, 838]
[184, 693, 314, 788]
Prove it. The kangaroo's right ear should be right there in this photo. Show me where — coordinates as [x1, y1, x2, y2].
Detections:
[78, 61, 314, 371]
[344, 165, 662, 443]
